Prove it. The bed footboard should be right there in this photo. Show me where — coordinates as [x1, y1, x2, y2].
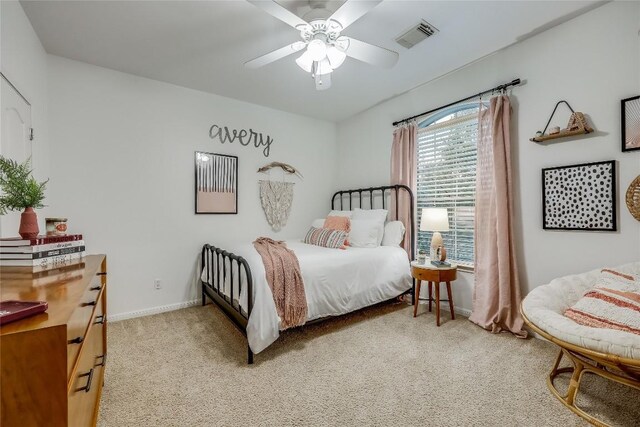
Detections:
[200, 244, 254, 364]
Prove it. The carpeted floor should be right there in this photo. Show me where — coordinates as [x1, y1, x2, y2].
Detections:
[98, 302, 639, 426]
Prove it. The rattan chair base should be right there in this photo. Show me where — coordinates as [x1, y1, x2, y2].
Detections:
[547, 348, 640, 427]
[521, 306, 640, 426]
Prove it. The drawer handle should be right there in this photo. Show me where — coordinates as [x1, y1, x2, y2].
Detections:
[94, 315, 105, 325]
[81, 300, 97, 307]
[68, 336, 84, 345]
[96, 354, 106, 367]
[76, 368, 94, 393]
[97, 272, 107, 276]
[90, 285, 102, 291]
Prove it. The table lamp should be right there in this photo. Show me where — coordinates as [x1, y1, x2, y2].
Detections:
[420, 208, 450, 264]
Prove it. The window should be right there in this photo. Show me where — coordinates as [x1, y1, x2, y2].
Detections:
[416, 103, 479, 267]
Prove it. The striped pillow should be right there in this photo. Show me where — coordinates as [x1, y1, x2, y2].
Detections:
[323, 215, 351, 247]
[303, 227, 348, 249]
[564, 270, 640, 336]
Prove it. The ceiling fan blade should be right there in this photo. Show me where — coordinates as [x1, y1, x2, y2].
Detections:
[245, 42, 306, 68]
[340, 37, 398, 68]
[328, 0, 382, 30]
[247, 0, 309, 29]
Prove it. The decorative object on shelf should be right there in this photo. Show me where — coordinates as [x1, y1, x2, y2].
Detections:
[432, 246, 450, 266]
[530, 100, 594, 143]
[195, 151, 238, 214]
[419, 207, 450, 264]
[626, 175, 640, 221]
[542, 160, 616, 231]
[417, 249, 427, 265]
[45, 217, 68, 236]
[209, 124, 274, 157]
[437, 246, 447, 262]
[0, 156, 48, 239]
[621, 95, 640, 152]
[257, 162, 302, 231]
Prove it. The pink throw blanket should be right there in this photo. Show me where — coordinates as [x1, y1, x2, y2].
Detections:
[253, 237, 307, 330]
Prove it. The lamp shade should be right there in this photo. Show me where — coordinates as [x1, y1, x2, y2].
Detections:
[420, 208, 449, 232]
[296, 51, 313, 73]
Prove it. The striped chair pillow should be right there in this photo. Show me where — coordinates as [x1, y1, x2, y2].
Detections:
[303, 227, 348, 249]
[564, 271, 640, 336]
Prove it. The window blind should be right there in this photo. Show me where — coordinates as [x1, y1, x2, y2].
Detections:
[417, 108, 478, 267]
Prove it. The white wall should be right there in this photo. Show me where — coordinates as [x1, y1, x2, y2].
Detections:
[47, 55, 337, 317]
[337, 2, 640, 313]
[0, 0, 51, 236]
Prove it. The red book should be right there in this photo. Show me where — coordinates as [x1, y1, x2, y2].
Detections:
[0, 234, 83, 247]
[0, 301, 48, 325]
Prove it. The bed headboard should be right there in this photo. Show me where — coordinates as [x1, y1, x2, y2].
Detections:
[330, 185, 415, 260]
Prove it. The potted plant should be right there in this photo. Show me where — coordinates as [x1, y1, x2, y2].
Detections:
[0, 156, 48, 238]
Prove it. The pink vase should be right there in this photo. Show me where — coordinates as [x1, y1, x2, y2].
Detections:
[19, 207, 39, 239]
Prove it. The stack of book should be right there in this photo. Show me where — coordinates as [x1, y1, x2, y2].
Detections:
[0, 234, 85, 271]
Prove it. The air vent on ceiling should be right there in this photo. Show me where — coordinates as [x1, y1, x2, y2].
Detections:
[395, 20, 439, 49]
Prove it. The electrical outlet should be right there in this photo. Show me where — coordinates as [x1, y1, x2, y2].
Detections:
[154, 279, 162, 290]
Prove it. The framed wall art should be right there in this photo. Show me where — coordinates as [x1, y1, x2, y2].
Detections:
[622, 95, 640, 152]
[195, 151, 238, 214]
[542, 160, 616, 231]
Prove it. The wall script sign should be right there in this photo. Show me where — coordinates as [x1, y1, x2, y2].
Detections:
[209, 124, 274, 157]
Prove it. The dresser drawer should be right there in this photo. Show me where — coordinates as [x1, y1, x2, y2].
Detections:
[68, 318, 105, 427]
[67, 288, 104, 375]
[0, 254, 107, 427]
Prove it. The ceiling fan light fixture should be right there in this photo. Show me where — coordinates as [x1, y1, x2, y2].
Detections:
[314, 58, 333, 76]
[326, 46, 346, 69]
[307, 39, 327, 61]
[296, 51, 313, 73]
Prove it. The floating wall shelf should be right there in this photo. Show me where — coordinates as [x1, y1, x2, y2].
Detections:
[530, 100, 594, 143]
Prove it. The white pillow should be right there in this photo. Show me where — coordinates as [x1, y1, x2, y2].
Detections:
[328, 210, 352, 218]
[352, 208, 388, 245]
[349, 219, 382, 248]
[381, 221, 406, 247]
[311, 218, 325, 228]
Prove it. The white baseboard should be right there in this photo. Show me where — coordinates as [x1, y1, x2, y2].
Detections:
[414, 300, 472, 317]
[453, 306, 472, 317]
[108, 299, 199, 322]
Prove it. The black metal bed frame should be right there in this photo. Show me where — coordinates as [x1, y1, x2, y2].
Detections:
[201, 185, 415, 364]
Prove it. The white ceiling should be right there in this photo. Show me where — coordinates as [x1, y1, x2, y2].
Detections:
[20, 0, 603, 122]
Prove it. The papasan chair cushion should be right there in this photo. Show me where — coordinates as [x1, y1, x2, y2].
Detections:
[522, 261, 640, 360]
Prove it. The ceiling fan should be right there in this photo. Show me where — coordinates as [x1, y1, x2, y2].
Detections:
[245, 0, 399, 90]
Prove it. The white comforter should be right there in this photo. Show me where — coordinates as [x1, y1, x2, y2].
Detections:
[202, 241, 411, 354]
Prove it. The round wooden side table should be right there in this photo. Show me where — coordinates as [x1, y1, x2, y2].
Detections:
[411, 261, 458, 326]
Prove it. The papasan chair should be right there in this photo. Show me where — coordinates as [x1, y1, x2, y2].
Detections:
[521, 261, 640, 427]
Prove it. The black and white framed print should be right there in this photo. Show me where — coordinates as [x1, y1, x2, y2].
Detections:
[195, 151, 238, 214]
[622, 95, 640, 152]
[542, 160, 616, 231]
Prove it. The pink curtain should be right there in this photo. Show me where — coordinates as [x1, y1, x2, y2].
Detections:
[469, 96, 527, 338]
[390, 123, 417, 257]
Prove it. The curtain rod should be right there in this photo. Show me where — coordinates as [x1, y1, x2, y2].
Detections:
[392, 78, 521, 127]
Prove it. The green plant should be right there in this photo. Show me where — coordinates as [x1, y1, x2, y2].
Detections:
[0, 156, 48, 215]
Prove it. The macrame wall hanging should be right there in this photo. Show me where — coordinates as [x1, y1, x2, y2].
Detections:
[258, 162, 303, 232]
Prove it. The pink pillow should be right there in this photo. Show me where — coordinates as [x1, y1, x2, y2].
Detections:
[324, 216, 351, 247]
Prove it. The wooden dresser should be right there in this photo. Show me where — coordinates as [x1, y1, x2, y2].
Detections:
[0, 255, 107, 427]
